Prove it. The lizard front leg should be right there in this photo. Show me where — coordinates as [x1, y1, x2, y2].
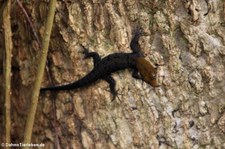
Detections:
[132, 69, 142, 80]
[130, 27, 143, 54]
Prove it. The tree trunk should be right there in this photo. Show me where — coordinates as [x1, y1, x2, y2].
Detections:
[1, 0, 225, 148]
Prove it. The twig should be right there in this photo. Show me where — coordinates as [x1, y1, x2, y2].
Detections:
[16, 0, 41, 46]
[16, 1, 60, 147]
[16, 0, 54, 95]
[23, 0, 56, 148]
[3, 0, 12, 148]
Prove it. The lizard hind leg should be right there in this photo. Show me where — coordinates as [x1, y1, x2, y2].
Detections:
[81, 45, 101, 66]
[103, 76, 118, 101]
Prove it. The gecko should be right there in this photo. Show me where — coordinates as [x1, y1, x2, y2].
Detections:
[40, 29, 159, 100]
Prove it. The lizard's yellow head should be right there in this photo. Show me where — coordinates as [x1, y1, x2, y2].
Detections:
[135, 58, 159, 87]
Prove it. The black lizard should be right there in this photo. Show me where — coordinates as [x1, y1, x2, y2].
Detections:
[40, 29, 159, 99]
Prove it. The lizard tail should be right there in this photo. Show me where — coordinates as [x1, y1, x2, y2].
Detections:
[40, 81, 80, 92]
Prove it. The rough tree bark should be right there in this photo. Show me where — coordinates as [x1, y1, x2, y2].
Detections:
[1, 0, 225, 148]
